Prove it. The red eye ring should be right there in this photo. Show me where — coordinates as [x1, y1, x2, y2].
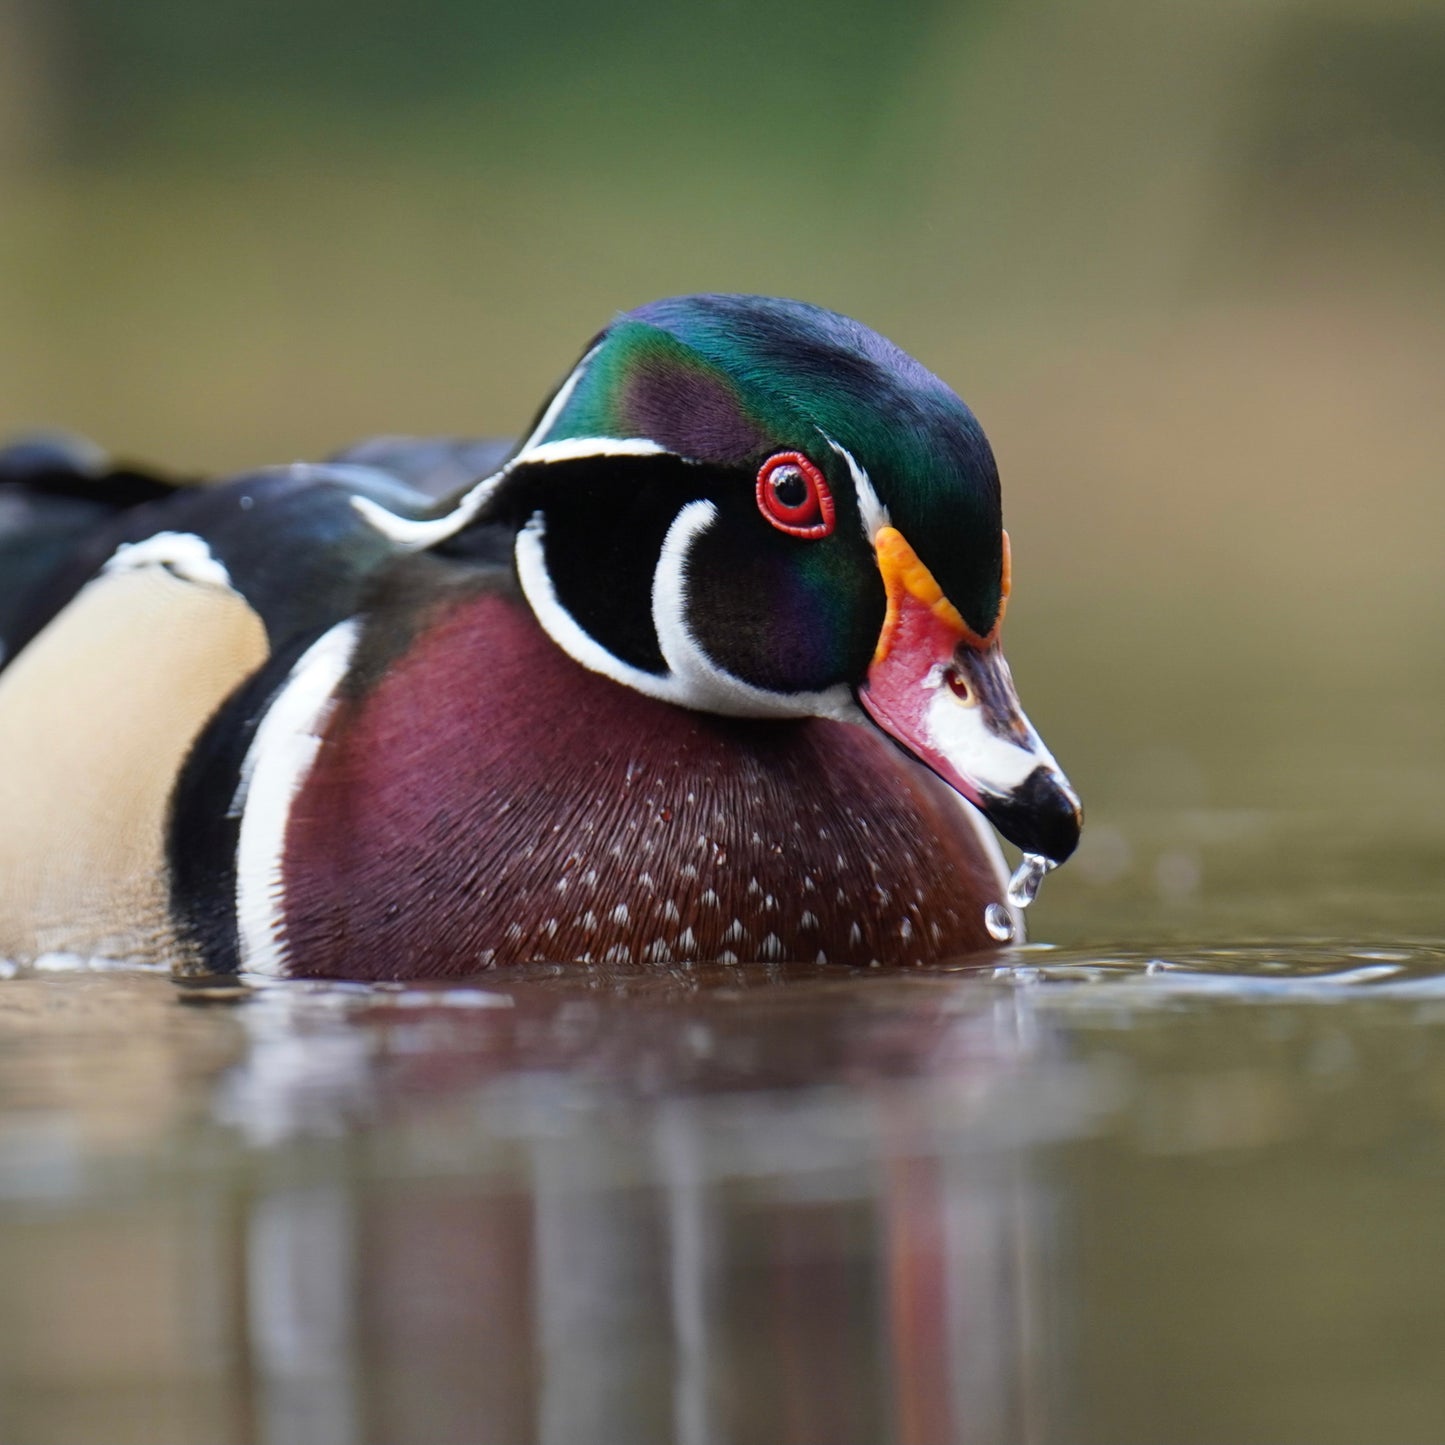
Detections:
[755, 452, 835, 539]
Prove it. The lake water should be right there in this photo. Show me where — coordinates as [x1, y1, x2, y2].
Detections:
[2, 803, 1443, 1445]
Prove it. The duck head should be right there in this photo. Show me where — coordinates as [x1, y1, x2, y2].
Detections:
[470, 294, 1081, 865]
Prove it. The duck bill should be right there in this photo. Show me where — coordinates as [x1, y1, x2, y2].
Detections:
[858, 528, 1082, 864]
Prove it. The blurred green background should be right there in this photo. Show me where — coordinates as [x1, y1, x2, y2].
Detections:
[1, 0, 1442, 939]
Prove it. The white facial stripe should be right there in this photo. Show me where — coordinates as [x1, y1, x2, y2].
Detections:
[102, 531, 233, 590]
[515, 342, 602, 454]
[825, 437, 890, 545]
[235, 619, 359, 978]
[349, 436, 667, 551]
[349, 484, 497, 548]
[507, 436, 666, 467]
[923, 682, 1055, 795]
[342, 342, 594, 550]
[652, 500, 860, 722]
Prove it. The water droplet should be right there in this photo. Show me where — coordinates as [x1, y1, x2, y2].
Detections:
[1006, 852, 1057, 910]
[984, 853, 1057, 943]
[984, 903, 1015, 942]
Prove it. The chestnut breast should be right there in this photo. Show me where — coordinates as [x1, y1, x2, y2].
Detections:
[279, 590, 1005, 979]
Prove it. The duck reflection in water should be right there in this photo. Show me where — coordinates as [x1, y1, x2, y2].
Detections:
[199, 966, 1064, 1445]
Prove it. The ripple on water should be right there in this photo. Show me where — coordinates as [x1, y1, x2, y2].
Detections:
[985, 940, 1445, 1002]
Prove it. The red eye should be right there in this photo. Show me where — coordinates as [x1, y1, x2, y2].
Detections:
[755, 452, 835, 538]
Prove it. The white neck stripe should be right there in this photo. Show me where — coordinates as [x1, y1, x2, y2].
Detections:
[651, 501, 861, 721]
[515, 512, 686, 704]
[518, 503, 859, 723]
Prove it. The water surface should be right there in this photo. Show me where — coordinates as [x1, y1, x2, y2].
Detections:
[2, 806, 1444, 1445]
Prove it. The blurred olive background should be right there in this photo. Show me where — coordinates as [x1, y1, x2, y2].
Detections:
[1, 0, 1442, 939]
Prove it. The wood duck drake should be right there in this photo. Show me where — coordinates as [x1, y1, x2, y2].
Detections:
[0, 295, 1081, 979]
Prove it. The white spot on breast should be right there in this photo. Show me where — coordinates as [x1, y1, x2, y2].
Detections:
[900, 918, 913, 941]
[700, 889, 719, 908]
[815, 950, 828, 965]
[717, 949, 738, 964]
[678, 927, 697, 952]
[505, 922, 523, 942]
[800, 912, 819, 930]
[764, 895, 777, 911]
[604, 944, 632, 964]
[849, 923, 862, 945]
[760, 933, 783, 960]
[724, 919, 746, 943]
[612, 903, 630, 925]
[663, 899, 681, 923]
[645, 939, 673, 963]
[544, 918, 559, 938]
[579, 909, 598, 930]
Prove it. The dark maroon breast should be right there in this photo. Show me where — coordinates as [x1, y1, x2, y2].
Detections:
[280, 591, 1007, 979]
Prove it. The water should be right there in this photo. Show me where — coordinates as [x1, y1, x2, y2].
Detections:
[2, 807, 1444, 1445]
[985, 852, 1058, 942]
[983, 902, 1014, 942]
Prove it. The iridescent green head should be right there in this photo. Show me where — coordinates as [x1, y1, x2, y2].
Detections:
[483, 294, 1080, 863]
[535, 294, 1005, 637]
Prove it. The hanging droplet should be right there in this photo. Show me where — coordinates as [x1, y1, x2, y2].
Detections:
[1006, 852, 1056, 910]
[984, 902, 1015, 943]
[983, 852, 1058, 945]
